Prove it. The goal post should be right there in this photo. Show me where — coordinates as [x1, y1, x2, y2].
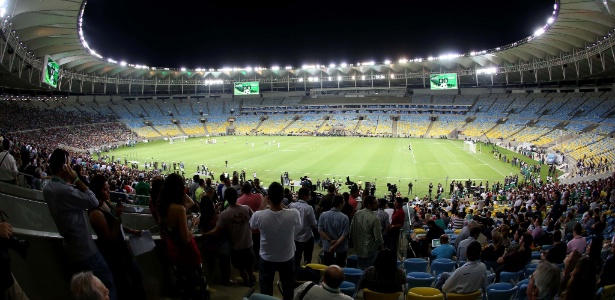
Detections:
[463, 140, 477, 154]
[170, 135, 188, 144]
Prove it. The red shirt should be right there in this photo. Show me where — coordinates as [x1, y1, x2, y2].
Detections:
[392, 208, 405, 227]
[348, 195, 358, 209]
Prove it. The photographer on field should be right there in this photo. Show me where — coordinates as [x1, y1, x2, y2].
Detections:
[1, 210, 29, 300]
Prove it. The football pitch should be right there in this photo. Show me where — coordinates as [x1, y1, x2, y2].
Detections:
[109, 136, 539, 198]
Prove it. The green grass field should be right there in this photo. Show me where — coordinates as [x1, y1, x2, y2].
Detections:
[107, 136, 541, 198]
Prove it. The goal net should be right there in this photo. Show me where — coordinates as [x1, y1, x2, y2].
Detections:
[169, 135, 188, 144]
[463, 141, 477, 153]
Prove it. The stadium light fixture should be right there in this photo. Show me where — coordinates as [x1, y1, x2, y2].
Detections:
[361, 61, 375, 66]
[547, 17, 554, 24]
[285, 66, 293, 70]
[428, 57, 435, 61]
[120, 61, 127, 66]
[245, 67, 252, 72]
[337, 76, 342, 81]
[0, 7, 6, 18]
[180, 67, 187, 71]
[361, 75, 366, 80]
[329, 63, 336, 68]
[328, 76, 332, 81]
[384, 59, 391, 64]
[271, 66, 280, 71]
[340, 63, 348, 67]
[476, 67, 497, 75]
[398, 59, 408, 64]
[534, 28, 545, 37]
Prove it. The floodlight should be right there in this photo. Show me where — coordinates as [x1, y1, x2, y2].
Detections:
[361, 75, 365, 80]
[384, 59, 391, 64]
[120, 61, 127, 66]
[285, 66, 293, 70]
[547, 17, 554, 24]
[0, 7, 6, 18]
[340, 63, 348, 67]
[271, 66, 280, 70]
[245, 67, 252, 72]
[329, 63, 336, 68]
[534, 28, 545, 37]
[337, 76, 342, 81]
[398, 59, 407, 64]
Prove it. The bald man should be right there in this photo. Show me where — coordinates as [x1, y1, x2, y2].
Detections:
[292, 265, 352, 300]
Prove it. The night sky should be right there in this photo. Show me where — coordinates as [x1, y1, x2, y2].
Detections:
[81, 0, 555, 69]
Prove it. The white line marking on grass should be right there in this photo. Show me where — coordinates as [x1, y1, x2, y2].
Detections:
[447, 140, 506, 177]
[408, 142, 416, 163]
[442, 144, 457, 157]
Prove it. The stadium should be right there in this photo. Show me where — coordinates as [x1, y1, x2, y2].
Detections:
[0, 0, 614, 299]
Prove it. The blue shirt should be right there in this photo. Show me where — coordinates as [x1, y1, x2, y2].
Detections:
[431, 244, 455, 260]
[318, 208, 350, 253]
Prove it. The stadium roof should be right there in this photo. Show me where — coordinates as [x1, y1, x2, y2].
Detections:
[1, 0, 615, 92]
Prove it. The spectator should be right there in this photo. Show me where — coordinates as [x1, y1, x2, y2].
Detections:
[431, 234, 455, 260]
[496, 231, 533, 279]
[43, 148, 116, 300]
[481, 231, 505, 262]
[375, 198, 390, 247]
[0, 139, 18, 185]
[526, 262, 561, 300]
[203, 188, 255, 287]
[199, 193, 231, 286]
[316, 185, 336, 218]
[88, 174, 145, 299]
[148, 177, 164, 224]
[435, 241, 486, 294]
[598, 241, 615, 287]
[457, 226, 481, 261]
[188, 174, 200, 200]
[388, 197, 405, 253]
[249, 181, 300, 300]
[357, 249, 406, 293]
[566, 223, 586, 255]
[560, 256, 597, 300]
[560, 251, 581, 294]
[237, 182, 264, 269]
[288, 187, 317, 269]
[157, 173, 208, 299]
[292, 265, 352, 300]
[0, 218, 28, 299]
[542, 230, 566, 264]
[318, 195, 350, 267]
[70, 271, 110, 300]
[350, 195, 383, 270]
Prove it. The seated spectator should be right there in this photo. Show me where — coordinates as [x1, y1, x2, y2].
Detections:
[496, 231, 533, 280]
[357, 249, 406, 293]
[457, 226, 481, 261]
[431, 234, 455, 260]
[560, 256, 597, 300]
[481, 231, 505, 262]
[560, 251, 581, 294]
[566, 223, 586, 255]
[435, 241, 486, 294]
[418, 220, 445, 257]
[525, 262, 561, 300]
[71, 271, 110, 300]
[541, 230, 566, 264]
[293, 265, 352, 300]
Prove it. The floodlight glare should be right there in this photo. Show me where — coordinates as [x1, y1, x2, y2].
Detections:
[384, 60, 391, 64]
[180, 67, 186, 71]
[398, 59, 408, 64]
[361, 75, 366, 80]
[271, 66, 280, 71]
[337, 76, 342, 81]
[534, 28, 545, 37]
[340, 63, 348, 67]
[0, 7, 6, 18]
[285, 66, 293, 70]
[329, 63, 336, 68]
[120, 61, 127, 66]
[547, 17, 554, 24]
[328, 76, 332, 81]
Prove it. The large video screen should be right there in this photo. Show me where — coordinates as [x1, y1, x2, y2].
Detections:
[41, 55, 60, 88]
[233, 81, 260, 95]
[430, 73, 458, 90]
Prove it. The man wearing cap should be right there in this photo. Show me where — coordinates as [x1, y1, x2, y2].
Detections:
[134, 173, 150, 205]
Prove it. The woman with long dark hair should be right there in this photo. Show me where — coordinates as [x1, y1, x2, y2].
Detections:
[158, 173, 209, 300]
[88, 174, 145, 299]
[357, 249, 405, 293]
[560, 256, 597, 300]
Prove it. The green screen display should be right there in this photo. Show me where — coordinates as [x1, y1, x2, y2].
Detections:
[42, 55, 60, 88]
[233, 81, 260, 95]
[430, 73, 458, 90]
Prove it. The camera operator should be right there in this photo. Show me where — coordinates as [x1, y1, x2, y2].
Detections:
[0, 217, 28, 300]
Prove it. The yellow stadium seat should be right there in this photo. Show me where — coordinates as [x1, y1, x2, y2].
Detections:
[363, 288, 402, 300]
[445, 290, 482, 300]
[407, 287, 444, 300]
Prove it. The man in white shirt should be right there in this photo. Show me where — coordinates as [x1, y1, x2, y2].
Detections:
[0, 139, 18, 184]
[292, 265, 352, 300]
[250, 182, 301, 300]
[288, 187, 318, 269]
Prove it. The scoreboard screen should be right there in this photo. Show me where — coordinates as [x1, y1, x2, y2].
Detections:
[233, 81, 260, 95]
[430, 73, 458, 90]
[42, 55, 60, 88]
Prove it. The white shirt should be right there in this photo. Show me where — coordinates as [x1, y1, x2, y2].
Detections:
[250, 208, 301, 262]
[0, 151, 18, 181]
[288, 200, 317, 242]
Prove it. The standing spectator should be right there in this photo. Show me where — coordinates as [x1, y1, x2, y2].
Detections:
[189, 174, 200, 200]
[0, 139, 18, 185]
[388, 197, 405, 253]
[375, 199, 390, 249]
[194, 179, 205, 203]
[134, 173, 150, 205]
[288, 187, 317, 269]
[350, 195, 383, 270]
[43, 148, 116, 300]
[157, 173, 208, 300]
[249, 182, 300, 300]
[237, 182, 264, 269]
[318, 195, 350, 267]
[88, 174, 145, 300]
[316, 185, 336, 219]
[203, 188, 255, 287]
